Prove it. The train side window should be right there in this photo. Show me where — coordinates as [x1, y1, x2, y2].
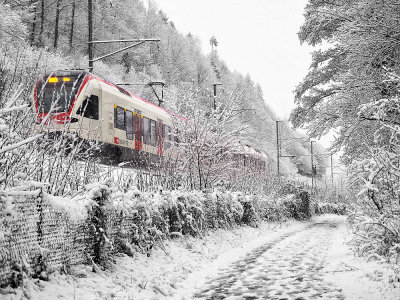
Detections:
[76, 95, 99, 120]
[174, 128, 180, 143]
[165, 126, 171, 141]
[114, 106, 125, 130]
[164, 126, 170, 148]
[126, 110, 133, 140]
[150, 120, 157, 146]
[162, 124, 165, 139]
[143, 117, 150, 144]
[134, 110, 142, 141]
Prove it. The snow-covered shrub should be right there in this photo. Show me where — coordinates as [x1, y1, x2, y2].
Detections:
[345, 70, 400, 262]
[86, 181, 115, 267]
[281, 194, 302, 220]
[203, 190, 242, 229]
[273, 183, 312, 220]
[171, 191, 206, 236]
[239, 194, 259, 227]
[314, 202, 346, 215]
[349, 212, 400, 264]
[259, 196, 289, 222]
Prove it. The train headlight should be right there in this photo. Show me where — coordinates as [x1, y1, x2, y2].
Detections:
[48, 77, 58, 83]
[63, 77, 71, 82]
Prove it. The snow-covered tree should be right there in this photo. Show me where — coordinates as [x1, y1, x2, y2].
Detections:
[291, 0, 400, 163]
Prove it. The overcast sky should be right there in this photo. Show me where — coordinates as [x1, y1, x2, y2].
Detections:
[153, 0, 313, 121]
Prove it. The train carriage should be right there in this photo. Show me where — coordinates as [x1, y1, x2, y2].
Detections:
[32, 69, 268, 171]
[32, 70, 176, 165]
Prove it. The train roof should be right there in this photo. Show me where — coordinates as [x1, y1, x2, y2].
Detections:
[40, 70, 88, 77]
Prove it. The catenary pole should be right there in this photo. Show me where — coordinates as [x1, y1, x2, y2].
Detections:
[88, 0, 93, 72]
[311, 140, 315, 190]
[276, 121, 280, 176]
[331, 153, 334, 186]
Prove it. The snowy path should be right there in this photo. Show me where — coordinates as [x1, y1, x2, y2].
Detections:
[192, 219, 345, 299]
[7, 216, 400, 300]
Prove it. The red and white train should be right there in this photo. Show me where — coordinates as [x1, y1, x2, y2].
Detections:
[32, 70, 268, 170]
[32, 70, 179, 164]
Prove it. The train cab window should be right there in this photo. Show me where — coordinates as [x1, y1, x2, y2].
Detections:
[126, 110, 134, 140]
[150, 120, 157, 146]
[76, 95, 99, 120]
[143, 117, 150, 144]
[114, 106, 125, 130]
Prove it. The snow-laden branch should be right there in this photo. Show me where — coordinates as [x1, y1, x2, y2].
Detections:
[0, 133, 44, 154]
[0, 104, 29, 115]
[0, 189, 42, 197]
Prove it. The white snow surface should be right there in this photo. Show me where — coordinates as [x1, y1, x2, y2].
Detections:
[2, 215, 400, 300]
[323, 216, 400, 300]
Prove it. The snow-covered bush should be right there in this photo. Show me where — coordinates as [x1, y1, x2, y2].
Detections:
[239, 195, 259, 227]
[259, 197, 289, 222]
[346, 70, 400, 262]
[314, 202, 346, 215]
[349, 213, 400, 264]
[274, 183, 312, 220]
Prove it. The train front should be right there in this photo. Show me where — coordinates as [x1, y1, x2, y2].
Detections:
[32, 70, 88, 129]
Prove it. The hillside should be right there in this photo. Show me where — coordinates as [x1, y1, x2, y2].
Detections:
[0, 0, 327, 178]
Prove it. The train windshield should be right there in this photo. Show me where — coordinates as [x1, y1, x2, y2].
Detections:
[36, 74, 85, 114]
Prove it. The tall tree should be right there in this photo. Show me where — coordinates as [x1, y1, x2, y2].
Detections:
[53, 0, 61, 48]
[39, 0, 44, 45]
[30, 0, 38, 46]
[69, 0, 76, 50]
[291, 0, 400, 162]
[210, 35, 218, 52]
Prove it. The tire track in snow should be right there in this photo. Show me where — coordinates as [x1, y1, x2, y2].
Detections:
[193, 221, 345, 299]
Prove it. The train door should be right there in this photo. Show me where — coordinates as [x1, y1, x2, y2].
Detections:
[157, 120, 163, 155]
[75, 92, 101, 140]
[134, 109, 143, 151]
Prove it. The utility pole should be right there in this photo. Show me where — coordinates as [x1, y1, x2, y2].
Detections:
[330, 153, 334, 186]
[276, 121, 281, 176]
[88, 0, 93, 72]
[87, 0, 159, 73]
[310, 140, 315, 190]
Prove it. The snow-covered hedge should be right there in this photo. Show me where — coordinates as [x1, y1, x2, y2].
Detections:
[314, 202, 346, 215]
[0, 180, 314, 287]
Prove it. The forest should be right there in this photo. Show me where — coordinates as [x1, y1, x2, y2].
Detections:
[0, 0, 326, 180]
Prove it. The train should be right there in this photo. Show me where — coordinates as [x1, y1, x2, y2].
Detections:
[32, 70, 269, 170]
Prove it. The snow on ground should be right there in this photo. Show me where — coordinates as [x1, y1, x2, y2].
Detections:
[191, 215, 347, 299]
[1, 221, 306, 300]
[324, 216, 400, 300]
[188, 215, 400, 299]
[2, 215, 400, 300]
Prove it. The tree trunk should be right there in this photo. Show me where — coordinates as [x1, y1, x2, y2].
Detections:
[30, 0, 38, 46]
[39, 0, 44, 45]
[69, 1, 76, 50]
[53, 0, 61, 48]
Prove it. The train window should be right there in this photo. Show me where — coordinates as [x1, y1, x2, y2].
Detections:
[163, 126, 169, 148]
[174, 128, 180, 143]
[164, 126, 170, 141]
[76, 95, 99, 120]
[134, 109, 142, 141]
[126, 110, 133, 140]
[150, 120, 157, 146]
[114, 106, 125, 130]
[143, 117, 150, 144]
